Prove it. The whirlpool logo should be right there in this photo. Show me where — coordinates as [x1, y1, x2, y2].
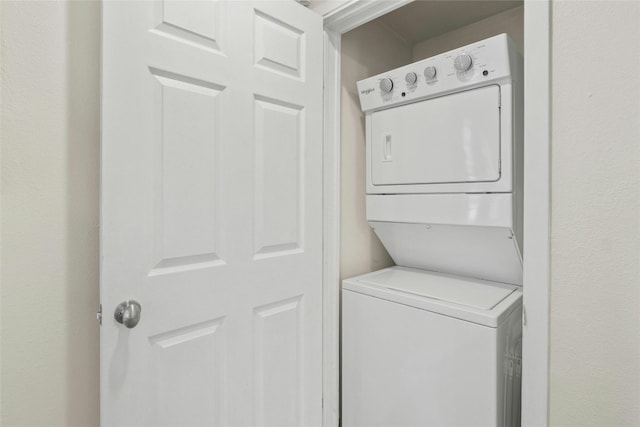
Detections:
[360, 88, 375, 95]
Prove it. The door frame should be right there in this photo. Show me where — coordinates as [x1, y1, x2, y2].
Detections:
[318, 1, 552, 426]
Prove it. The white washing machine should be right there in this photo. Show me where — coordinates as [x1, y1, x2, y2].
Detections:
[342, 267, 522, 427]
[343, 34, 524, 426]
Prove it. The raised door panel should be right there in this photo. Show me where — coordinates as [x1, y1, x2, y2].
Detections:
[149, 318, 227, 427]
[253, 297, 304, 427]
[253, 95, 304, 259]
[149, 69, 226, 275]
[152, 0, 225, 54]
[254, 9, 304, 80]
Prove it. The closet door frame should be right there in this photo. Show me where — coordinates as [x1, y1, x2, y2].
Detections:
[319, 1, 552, 426]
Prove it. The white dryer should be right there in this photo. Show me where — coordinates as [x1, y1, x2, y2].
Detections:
[359, 32, 523, 286]
[343, 34, 524, 426]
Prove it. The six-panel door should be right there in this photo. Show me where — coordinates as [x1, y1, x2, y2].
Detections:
[101, 2, 323, 426]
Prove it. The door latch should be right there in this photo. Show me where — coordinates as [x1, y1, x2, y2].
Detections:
[96, 304, 102, 325]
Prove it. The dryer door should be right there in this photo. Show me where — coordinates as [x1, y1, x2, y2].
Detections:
[370, 85, 501, 186]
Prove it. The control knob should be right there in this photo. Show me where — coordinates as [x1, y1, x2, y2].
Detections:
[379, 78, 393, 93]
[405, 72, 417, 85]
[424, 66, 437, 80]
[453, 53, 473, 72]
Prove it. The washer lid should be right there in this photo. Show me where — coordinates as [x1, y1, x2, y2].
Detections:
[344, 267, 522, 327]
[358, 267, 514, 310]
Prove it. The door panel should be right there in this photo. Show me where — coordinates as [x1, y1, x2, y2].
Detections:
[254, 297, 304, 427]
[101, 2, 322, 426]
[370, 85, 501, 186]
[151, 70, 226, 272]
[151, 0, 226, 54]
[253, 95, 305, 258]
[150, 317, 226, 427]
[254, 9, 304, 79]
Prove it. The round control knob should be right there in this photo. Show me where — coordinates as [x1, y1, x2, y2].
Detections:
[424, 66, 437, 80]
[454, 53, 473, 72]
[379, 78, 393, 93]
[405, 72, 417, 85]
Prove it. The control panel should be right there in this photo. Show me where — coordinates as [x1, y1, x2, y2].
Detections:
[357, 33, 519, 113]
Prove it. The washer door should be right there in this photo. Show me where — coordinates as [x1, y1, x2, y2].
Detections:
[370, 85, 501, 186]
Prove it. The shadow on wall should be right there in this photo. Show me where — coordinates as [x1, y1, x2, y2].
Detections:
[339, 20, 412, 280]
[65, 1, 100, 425]
[1, 1, 100, 425]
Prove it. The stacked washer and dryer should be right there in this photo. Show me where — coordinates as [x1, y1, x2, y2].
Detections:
[342, 34, 524, 427]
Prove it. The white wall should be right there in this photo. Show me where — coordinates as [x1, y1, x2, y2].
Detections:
[412, 6, 523, 61]
[1, 1, 100, 425]
[2, 1, 640, 426]
[549, 1, 640, 425]
[340, 20, 412, 279]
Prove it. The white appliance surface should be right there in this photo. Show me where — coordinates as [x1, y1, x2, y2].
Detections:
[356, 33, 524, 284]
[342, 267, 523, 427]
[370, 222, 523, 285]
[370, 85, 501, 186]
[357, 266, 515, 309]
[357, 34, 519, 113]
[358, 33, 522, 196]
[366, 193, 514, 227]
[343, 266, 522, 327]
[345, 34, 524, 427]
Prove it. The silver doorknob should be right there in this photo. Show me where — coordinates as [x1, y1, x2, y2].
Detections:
[114, 300, 142, 329]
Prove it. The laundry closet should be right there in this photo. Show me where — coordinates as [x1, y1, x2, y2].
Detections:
[339, 2, 525, 426]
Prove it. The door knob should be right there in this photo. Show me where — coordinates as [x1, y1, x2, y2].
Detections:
[114, 300, 142, 329]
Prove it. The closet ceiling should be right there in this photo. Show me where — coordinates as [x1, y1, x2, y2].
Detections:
[377, 0, 522, 44]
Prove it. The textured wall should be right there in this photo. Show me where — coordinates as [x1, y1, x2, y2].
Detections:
[549, 1, 640, 425]
[1, 1, 100, 425]
[412, 6, 523, 60]
[340, 21, 412, 279]
[2, 2, 639, 426]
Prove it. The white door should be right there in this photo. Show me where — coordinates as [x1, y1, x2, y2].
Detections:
[101, 1, 323, 426]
